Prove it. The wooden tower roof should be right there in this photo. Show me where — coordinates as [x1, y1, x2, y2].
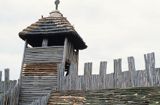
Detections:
[19, 11, 87, 50]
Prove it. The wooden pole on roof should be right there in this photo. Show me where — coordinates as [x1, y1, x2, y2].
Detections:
[55, 0, 60, 10]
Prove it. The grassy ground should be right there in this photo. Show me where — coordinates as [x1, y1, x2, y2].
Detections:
[48, 87, 160, 105]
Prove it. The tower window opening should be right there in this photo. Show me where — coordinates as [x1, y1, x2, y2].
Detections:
[64, 60, 70, 76]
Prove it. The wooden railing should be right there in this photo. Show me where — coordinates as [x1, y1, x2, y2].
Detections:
[59, 52, 160, 90]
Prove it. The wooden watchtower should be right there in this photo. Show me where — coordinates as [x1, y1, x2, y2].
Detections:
[18, 10, 87, 104]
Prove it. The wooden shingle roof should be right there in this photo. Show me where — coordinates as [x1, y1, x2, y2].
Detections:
[19, 11, 87, 50]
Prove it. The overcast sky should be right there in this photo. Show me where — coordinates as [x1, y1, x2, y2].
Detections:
[1, 0, 160, 80]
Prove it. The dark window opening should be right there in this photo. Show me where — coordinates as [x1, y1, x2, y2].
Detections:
[48, 37, 65, 46]
[26, 36, 65, 47]
[27, 37, 43, 47]
[64, 60, 70, 76]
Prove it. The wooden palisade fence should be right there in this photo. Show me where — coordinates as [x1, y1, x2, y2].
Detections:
[0, 52, 160, 105]
[59, 52, 160, 90]
[0, 69, 20, 105]
[0, 69, 50, 105]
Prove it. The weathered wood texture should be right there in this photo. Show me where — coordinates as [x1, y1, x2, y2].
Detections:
[58, 39, 79, 91]
[19, 11, 87, 50]
[0, 69, 20, 105]
[19, 45, 64, 105]
[114, 59, 122, 88]
[29, 94, 50, 105]
[19, 63, 58, 105]
[22, 63, 57, 76]
[128, 56, 136, 87]
[24, 46, 64, 64]
[5, 68, 10, 92]
[59, 52, 160, 91]
[144, 53, 155, 86]
[64, 39, 79, 64]
[0, 80, 18, 94]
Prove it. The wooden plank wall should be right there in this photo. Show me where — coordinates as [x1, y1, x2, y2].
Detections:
[19, 63, 58, 105]
[29, 94, 50, 105]
[58, 38, 79, 90]
[59, 52, 160, 91]
[24, 46, 64, 64]
[19, 46, 63, 105]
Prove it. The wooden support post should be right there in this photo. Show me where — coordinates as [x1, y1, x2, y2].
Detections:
[62, 38, 68, 64]
[20, 40, 27, 81]
[4, 68, 9, 93]
[59, 38, 68, 90]
[42, 38, 48, 47]
[114, 59, 122, 88]
[128, 57, 136, 87]
[144, 52, 155, 86]
[0, 71, 2, 81]
[57, 64, 64, 91]
[99, 61, 107, 89]
[84, 63, 92, 90]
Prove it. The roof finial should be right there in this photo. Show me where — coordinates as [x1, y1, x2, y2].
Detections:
[55, 0, 60, 10]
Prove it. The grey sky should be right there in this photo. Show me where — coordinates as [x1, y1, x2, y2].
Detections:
[0, 0, 160, 80]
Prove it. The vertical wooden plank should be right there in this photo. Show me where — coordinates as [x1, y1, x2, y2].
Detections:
[128, 57, 136, 87]
[106, 73, 114, 88]
[99, 61, 107, 89]
[0, 95, 2, 105]
[150, 52, 156, 86]
[75, 51, 79, 90]
[0, 82, 2, 93]
[5, 68, 9, 82]
[19, 40, 27, 81]
[114, 59, 122, 88]
[91, 75, 95, 90]
[59, 38, 67, 90]
[144, 52, 155, 86]
[70, 64, 78, 90]
[42, 38, 48, 47]
[91, 75, 99, 90]
[154, 68, 160, 86]
[122, 71, 130, 88]
[66, 64, 73, 90]
[158, 68, 160, 86]
[4, 68, 9, 104]
[62, 38, 68, 65]
[84, 63, 92, 90]
[67, 74, 71, 90]
[57, 64, 64, 91]
[77, 76, 82, 90]
[0, 71, 2, 82]
[144, 53, 150, 86]
[75, 76, 80, 90]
